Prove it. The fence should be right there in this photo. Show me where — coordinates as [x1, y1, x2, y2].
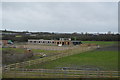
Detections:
[3, 69, 119, 78]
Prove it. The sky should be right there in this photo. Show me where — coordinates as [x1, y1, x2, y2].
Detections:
[1, 2, 118, 33]
[1, 0, 119, 2]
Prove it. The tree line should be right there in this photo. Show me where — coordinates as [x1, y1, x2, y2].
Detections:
[2, 31, 119, 42]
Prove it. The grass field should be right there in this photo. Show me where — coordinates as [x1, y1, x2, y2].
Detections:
[26, 41, 118, 71]
[26, 50, 118, 71]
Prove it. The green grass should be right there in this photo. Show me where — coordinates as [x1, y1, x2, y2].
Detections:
[26, 50, 118, 71]
[82, 41, 117, 46]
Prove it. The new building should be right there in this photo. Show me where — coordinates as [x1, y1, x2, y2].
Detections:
[28, 38, 82, 46]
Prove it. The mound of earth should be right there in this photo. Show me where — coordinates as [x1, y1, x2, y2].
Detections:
[2, 48, 33, 65]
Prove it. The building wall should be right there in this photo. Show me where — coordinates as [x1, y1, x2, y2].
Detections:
[28, 39, 82, 46]
[54, 40, 72, 45]
[28, 39, 55, 45]
[28, 39, 72, 45]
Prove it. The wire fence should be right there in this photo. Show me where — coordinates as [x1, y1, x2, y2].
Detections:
[3, 69, 119, 78]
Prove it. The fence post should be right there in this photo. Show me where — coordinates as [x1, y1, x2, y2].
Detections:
[110, 72, 112, 78]
[97, 71, 100, 78]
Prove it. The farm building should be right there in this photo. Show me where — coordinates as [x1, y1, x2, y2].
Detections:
[28, 38, 82, 46]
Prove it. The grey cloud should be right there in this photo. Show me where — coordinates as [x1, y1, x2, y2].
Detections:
[2, 0, 119, 2]
[2, 2, 118, 33]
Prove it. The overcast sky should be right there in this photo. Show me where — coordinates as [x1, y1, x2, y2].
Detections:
[1, 2, 118, 33]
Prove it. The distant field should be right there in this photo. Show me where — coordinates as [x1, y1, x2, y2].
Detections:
[82, 41, 117, 46]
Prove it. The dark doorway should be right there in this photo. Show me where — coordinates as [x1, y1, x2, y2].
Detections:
[57, 42, 59, 44]
[62, 42, 64, 45]
[68, 42, 69, 45]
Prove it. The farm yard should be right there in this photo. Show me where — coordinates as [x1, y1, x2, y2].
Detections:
[2, 41, 119, 78]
